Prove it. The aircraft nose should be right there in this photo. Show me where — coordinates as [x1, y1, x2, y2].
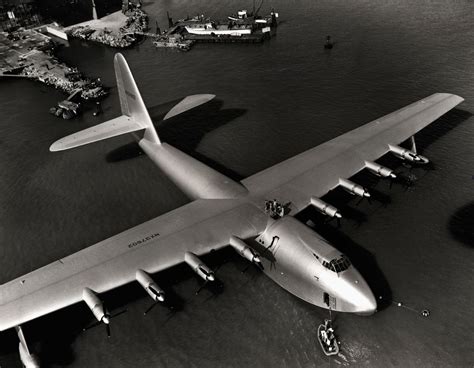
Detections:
[356, 289, 377, 315]
[339, 269, 377, 315]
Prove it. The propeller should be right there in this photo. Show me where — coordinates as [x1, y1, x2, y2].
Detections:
[390, 171, 417, 190]
[324, 214, 342, 228]
[144, 302, 159, 315]
[355, 194, 372, 206]
[144, 301, 176, 317]
[143, 287, 165, 316]
[241, 258, 264, 273]
[195, 264, 222, 295]
[83, 305, 126, 338]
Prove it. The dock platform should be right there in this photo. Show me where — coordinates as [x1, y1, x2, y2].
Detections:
[184, 33, 265, 43]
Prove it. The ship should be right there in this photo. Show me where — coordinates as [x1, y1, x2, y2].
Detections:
[184, 21, 253, 36]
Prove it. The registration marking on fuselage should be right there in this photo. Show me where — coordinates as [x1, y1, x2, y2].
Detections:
[128, 233, 160, 249]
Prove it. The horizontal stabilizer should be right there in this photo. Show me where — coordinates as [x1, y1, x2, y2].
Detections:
[164, 94, 216, 120]
[50, 115, 142, 151]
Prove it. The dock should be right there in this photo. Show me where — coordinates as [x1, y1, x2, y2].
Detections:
[183, 33, 265, 43]
[0, 72, 35, 79]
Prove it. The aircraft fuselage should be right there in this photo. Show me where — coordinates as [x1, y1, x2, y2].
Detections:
[137, 135, 377, 315]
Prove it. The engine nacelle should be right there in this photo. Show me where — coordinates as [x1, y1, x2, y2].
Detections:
[136, 269, 165, 302]
[82, 287, 109, 323]
[310, 197, 342, 218]
[364, 161, 396, 178]
[184, 252, 215, 281]
[389, 144, 429, 164]
[229, 236, 262, 265]
[339, 178, 370, 197]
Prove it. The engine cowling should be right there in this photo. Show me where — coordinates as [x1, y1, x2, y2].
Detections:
[184, 252, 215, 281]
[136, 269, 165, 302]
[389, 144, 429, 164]
[82, 287, 109, 323]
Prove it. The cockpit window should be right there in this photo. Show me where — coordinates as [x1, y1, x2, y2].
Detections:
[322, 255, 351, 273]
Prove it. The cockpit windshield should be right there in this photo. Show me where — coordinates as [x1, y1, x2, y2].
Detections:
[322, 255, 351, 273]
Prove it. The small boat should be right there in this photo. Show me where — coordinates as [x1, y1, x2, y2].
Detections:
[317, 323, 339, 356]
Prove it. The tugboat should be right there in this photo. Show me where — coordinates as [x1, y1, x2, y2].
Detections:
[317, 319, 339, 356]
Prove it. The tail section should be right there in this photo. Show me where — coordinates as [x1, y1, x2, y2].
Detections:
[50, 53, 215, 152]
[114, 53, 160, 144]
[50, 53, 159, 151]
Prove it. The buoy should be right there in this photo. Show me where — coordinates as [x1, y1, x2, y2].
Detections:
[324, 35, 334, 49]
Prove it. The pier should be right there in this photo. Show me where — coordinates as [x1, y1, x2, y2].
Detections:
[184, 33, 265, 43]
[0, 72, 35, 79]
[0, 30, 107, 100]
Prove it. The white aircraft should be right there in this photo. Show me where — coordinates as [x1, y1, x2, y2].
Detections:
[0, 53, 463, 367]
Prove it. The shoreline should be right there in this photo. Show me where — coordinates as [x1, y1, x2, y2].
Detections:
[0, 29, 107, 100]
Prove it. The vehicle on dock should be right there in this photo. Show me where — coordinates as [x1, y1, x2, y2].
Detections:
[317, 319, 339, 356]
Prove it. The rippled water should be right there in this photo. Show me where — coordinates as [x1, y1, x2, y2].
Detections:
[0, 0, 473, 367]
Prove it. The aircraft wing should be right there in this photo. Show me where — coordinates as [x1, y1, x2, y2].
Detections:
[0, 199, 266, 332]
[241, 93, 464, 211]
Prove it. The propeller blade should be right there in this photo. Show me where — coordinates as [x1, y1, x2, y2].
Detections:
[356, 196, 364, 206]
[144, 302, 158, 316]
[162, 309, 177, 325]
[83, 320, 101, 332]
[241, 263, 251, 273]
[106, 323, 111, 338]
[110, 309, 127, 319]
[196, 281, 208, 295]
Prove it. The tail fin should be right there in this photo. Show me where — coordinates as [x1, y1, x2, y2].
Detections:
[114, 53, 160, 144]
[50, 53, 215, 152]
[50, 53, 159, 151]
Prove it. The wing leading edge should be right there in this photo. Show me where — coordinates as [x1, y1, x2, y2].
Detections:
[242, 93, 464, 211]
[0, 92, 463, 333]
[0, 199, 267, 332]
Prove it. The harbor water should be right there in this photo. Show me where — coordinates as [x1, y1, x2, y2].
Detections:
[0, 0, 473, 367]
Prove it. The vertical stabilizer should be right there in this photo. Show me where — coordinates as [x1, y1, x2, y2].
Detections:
[114, 53, 161, 144]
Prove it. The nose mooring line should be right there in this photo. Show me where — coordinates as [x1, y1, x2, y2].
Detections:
[379, 296, 430, 317]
